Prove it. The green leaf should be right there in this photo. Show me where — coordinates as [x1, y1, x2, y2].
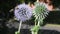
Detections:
[31, 25, 40, 32]
[15, 31, 20, 34]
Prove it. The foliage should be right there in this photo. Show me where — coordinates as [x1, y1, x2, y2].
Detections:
[15, 31, 20, 34]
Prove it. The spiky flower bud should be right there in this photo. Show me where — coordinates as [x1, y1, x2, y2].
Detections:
[33, 2, 49, 25]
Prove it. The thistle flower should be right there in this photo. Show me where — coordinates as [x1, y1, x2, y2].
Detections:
[14, 3, 33, 22]
[14, 3, 33, 34]
[33, 2, 49, 25]
[31, 2, 49, 34]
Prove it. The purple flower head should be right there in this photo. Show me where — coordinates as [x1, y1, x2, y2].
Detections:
[14, 3, 33, 22]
